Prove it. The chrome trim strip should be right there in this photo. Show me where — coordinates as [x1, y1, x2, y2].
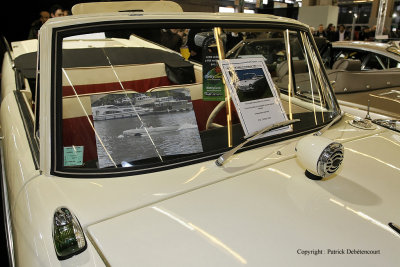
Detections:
[0, 140, 16, 267]
[13, 91, 40, 169]
[283, 29, 293, 120]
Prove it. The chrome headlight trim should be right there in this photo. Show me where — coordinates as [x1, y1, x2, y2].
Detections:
[317, 142, 344, 177]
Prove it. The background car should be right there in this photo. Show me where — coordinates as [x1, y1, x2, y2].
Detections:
[1, 1, 400, 266]
[274, 39, 400, 120]
[330, 41, 400, 70]
[234, 37, 400, 120]
[322, 41, 400, 120]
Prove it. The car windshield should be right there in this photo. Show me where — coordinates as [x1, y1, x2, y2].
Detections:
[56, 22, 339, 175]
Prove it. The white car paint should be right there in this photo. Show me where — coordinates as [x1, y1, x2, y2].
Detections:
[1, 6, 399, 267]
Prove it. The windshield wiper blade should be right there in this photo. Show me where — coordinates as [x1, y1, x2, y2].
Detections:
[313, 111, 343, 136]
[215, 119, 300, 166]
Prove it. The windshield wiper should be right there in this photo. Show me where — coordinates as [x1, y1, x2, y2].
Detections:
[314, 111, 343, 136]
[215, 119, 300, 166]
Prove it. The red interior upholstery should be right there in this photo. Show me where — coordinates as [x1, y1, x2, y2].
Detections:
[63, 116, 98, 163]
[62, 76, 172, 97]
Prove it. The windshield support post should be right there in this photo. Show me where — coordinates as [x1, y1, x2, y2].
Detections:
[214, 27, 233, 147]
[284, 30, 293, 120]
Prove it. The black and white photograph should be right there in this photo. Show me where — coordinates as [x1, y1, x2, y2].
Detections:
[231, 67, 272, 102]
[90, 89, 203, 168]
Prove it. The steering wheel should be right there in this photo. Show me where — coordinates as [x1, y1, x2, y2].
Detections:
[205, 101, 226, 130]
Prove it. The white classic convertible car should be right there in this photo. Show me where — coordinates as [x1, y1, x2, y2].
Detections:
[1, 1, 400, 266]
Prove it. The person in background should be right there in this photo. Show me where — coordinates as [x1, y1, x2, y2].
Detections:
[367, 25, 376, 41]
[326, 24, 336, 42]
[353, 26, 361, 40]
[314, 24, 327, 38]
[186, 28, 202, 62]
[335, 24, 350, 41]
[50, 4, 65, 18]
[359, 26, 369, 41]
[28, 10, 50, 39]
[160, 29, 183, 52]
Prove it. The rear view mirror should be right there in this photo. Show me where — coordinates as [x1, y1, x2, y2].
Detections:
[194, 31, 227, 47]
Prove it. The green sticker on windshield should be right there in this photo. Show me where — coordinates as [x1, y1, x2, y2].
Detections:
[64, 146, 84, 166]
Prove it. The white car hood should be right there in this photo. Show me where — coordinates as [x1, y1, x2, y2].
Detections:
[87, 131, 400, 266]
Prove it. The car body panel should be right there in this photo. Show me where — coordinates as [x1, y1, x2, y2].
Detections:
[86, 129, 400, 266]
[8, 114, 400, 266]
[1, 54, 17, 100]
[11, 176, 105, 267]
[0, 93, 38, 208]
[2, 6, 400, 266]
[336, 87, 400, 120]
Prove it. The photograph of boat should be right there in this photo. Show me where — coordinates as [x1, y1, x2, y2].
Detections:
[90, 89, 203, 168]
[153, 96, 193, 112]
[91, 90, 193, 121]
[92, 105, 152, 121]
[123, 123, 198, 137]
[133, 93, 155, 106]
[123, 125, 180, 136]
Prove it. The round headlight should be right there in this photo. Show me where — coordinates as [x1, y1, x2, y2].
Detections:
[296, 135, 344, 179]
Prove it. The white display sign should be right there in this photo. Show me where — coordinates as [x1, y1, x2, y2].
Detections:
[219, 57, 290, 138]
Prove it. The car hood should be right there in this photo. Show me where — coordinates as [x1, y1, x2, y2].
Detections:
[86, 129, 400, 266]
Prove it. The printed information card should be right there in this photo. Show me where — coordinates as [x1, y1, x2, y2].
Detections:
[202, 36, 225, 101]
[218, 57, 290, 138]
